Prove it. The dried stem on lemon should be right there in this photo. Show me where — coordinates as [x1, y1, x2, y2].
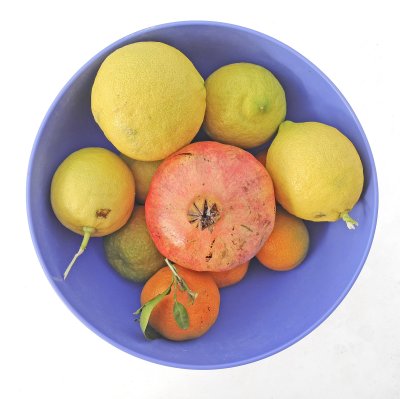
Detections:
[340, 212, 358, 230]
[50, 147, 135, 281]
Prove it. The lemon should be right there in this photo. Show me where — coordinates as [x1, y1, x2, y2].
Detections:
[104, 206, 164, 282]
[50, 147, 135, 278]
[204, 63, 286, 148]
[91, 42, 206, 161]
[266, 121, 364, 228]
[120, 155, 162, 204]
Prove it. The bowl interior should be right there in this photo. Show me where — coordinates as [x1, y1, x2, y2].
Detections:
[27, 22, 377, 369]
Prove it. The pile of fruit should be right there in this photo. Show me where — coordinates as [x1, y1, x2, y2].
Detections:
[50, 42, 364, 341]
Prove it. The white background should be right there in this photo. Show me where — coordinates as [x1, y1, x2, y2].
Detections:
[1, 0, 399, 398]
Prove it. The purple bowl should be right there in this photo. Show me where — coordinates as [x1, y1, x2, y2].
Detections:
[26, 21, 378, 369]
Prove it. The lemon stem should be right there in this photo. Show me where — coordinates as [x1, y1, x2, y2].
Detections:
[341, 212, 358, 230]
[64, 226, 95, 280]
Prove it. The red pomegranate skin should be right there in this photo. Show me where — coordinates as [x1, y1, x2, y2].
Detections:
[145, 141, 275, 272]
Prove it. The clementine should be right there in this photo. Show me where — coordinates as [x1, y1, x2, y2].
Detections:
[256, 207, 309, 271]
[140, 266, 220, 341]
[209, 261, 249, 288]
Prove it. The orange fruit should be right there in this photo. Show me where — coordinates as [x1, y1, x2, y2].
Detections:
[140, 266, 220, 341]
[209, 261, 249, 288]
[256, 207, 309, 271]
[255, 148, 267, 166]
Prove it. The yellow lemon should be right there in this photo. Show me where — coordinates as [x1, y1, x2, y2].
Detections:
[205, 63, 286, 148]
[50, 147, 135, 278]
[120, 154, 162, 204]
[266, 121, 364, 228]
[91, 42, 206, 161]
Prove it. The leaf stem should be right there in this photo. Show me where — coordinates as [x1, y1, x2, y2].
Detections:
[173, 277, 178, 303]
[165, 258, 198, 303]
[63, 226, 95, 279]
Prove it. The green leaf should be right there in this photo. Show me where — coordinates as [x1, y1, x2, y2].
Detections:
[133, 305, 144, 315]
[173, 301, 189, 330]
[143, 324, 162, 340]
[133, 282, 172, 339]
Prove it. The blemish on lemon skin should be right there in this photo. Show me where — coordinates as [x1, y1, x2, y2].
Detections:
[96, 208, 111, 218]
[126, 127, 137, 137]
[314, 213, 326, 218]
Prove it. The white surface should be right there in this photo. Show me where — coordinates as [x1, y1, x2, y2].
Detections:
[1, 0, 399, 398]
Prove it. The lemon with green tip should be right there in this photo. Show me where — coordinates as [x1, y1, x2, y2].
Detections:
[205, 62, 286, 148]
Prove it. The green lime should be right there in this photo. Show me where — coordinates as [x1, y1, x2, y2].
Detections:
[104, 205, 164, 282]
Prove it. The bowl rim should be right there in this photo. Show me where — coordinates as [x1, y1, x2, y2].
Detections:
[26, 20, 379, 370]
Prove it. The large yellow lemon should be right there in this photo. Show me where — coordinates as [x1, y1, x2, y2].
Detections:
[266, 121, 364, 228]
[91, 42, 206, 161]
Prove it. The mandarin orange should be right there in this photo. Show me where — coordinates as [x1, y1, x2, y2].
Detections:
[209, 261, 249, 288]
[140, 266, 220, 341]
[256, 207, 309, 271]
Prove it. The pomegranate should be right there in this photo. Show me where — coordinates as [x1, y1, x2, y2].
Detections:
[145, 141, 275, 272]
